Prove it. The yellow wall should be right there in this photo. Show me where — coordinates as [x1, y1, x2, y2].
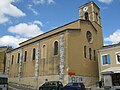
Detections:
[0, 52, 5, 72]
[8, 31, 65, 78]
[98, 47, 120, 74]
[8, 20, 81, 78]
[67, 20, 102, 77]
[8, 49, 19, 77]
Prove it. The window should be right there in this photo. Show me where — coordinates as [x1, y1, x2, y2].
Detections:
[89, 48, 92, 60]
[24, 51, 27, 62]
[11, 55, 14, 65]
[116, 52, 120, 64]
[84, 46, 86, 58]
[54, 41, 58, 55]
[32, 48, 36, 60]
[86, 31, 92, 43]
[96, 13, 98, 22]
[41, 45, 46, 58]
[17, 53, 20, 63]
[85, 12, 89, 20]
[94, 50, 96, 61]
[102, 54, 110, 65]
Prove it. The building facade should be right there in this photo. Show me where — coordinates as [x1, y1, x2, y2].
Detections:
[98, 43, 120, 89]
[0, 46, 12, 73]
[6, 2, 103, 88]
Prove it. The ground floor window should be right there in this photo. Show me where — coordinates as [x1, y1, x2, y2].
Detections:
[112, 73, 120, 86]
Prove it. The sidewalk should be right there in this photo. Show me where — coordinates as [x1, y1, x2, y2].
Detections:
[91, 87, 104, 90]
[9, 82, 37, 90]
[85, 85, 105, 90]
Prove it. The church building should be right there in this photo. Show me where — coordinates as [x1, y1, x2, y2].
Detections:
[6, 1, 103, 88]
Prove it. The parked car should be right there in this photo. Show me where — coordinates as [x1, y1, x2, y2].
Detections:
[0, 73, 8, 90]
[39, 81, 63, 90]
[62, 83, 85, 90]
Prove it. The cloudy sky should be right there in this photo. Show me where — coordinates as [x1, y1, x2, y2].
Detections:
[0, 0, 120, 48]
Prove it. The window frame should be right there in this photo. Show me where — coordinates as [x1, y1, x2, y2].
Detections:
[115, 52, 120, 64]
[96, 12, 98, 22]
[41, 44, 47, 59]
[32, 48, 36, 60]
[24, 51, 27, 62]
[11, 55, 14, 65]
[17, 53, 20, 64]
[85, 12, 89, 20]
[86, 31, 92, 43]
[101, 54, 110, 66]
[84, 46, 87, 58]
[89, 48, 92, 60]
[53, 40, 59, 56]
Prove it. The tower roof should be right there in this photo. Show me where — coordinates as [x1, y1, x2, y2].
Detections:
[79, 1, 100, 10]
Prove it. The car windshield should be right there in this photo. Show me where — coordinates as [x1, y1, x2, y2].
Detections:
[66, 83, 80, 87]
[50, 82, 57, 85]
[0, 77, 8, 84]
[43, 81, 57, 86]
[73, 83, 79, 86]
[43, 82, 49, 86]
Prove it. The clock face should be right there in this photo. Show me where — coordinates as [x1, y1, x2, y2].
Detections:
[86, 31, 92, 43]
[83, 7, 88, 12]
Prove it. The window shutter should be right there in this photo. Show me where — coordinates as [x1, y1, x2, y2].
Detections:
[102, 55, 105, 65]
[108, 54, 110, 64]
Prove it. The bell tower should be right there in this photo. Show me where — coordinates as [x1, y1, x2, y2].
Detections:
[79, 1, 101, 27]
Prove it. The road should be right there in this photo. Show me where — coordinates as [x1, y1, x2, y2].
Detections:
[8, 83, 36, 90]
[8, 83, 105, 90]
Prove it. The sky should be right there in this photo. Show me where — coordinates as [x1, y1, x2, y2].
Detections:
[0, 0, 120, 48]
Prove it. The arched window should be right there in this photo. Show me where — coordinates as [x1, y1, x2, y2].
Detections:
[85, 12, 89, 20]
[24, 51, 27, 62]
[33, 48, 36, 60]
[84, 46, 87, 58]
[41, 45, 46, 58]
[54, 41, 58, 55]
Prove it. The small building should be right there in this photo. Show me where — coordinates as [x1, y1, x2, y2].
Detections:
[98, 43, 120, 89]
[6, 1, 103, 89]
[0, 46, 12, 73]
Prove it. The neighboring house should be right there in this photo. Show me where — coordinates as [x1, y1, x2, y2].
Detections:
[6, 1, 103, 89]
[98, 43, 120, 89]
[0, 46, 12, 73]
